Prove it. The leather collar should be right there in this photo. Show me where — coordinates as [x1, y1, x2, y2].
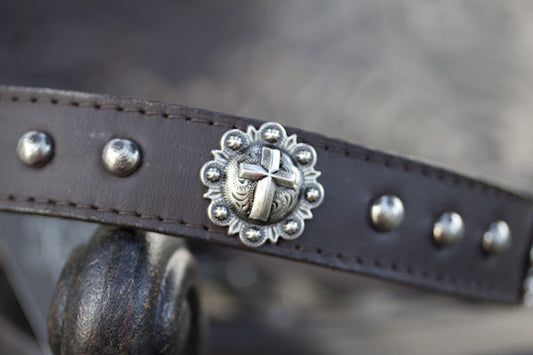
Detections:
[1, 85, 532, 303]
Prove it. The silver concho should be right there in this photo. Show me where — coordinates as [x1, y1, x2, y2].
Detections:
[200, 122, 324, 247]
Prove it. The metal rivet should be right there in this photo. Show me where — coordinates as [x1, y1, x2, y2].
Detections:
[213, 206, 228, 221]
[283, 220, 299, 235]
[433, 212, 465, 247]
[205, 167, 221, 182]
[226, 135, 242, 150]
[102, 138, 141, 177]
[369, 195, 404, 232]
[296, 150, 312, 164]
[264, 128, 281, 142]
[482, 221, 511, 255]
[16, 131, 54, 168]
[305, 187, 320, 203]
[244, 227, 262, 242]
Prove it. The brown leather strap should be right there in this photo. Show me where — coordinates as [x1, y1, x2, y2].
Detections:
[1, 85, 532, 303]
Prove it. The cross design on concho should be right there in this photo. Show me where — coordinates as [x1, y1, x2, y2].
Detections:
[239, 147, 297, 222]
[200, 122, 324, 248]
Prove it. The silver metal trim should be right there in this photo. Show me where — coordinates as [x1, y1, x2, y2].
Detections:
[433, 212, 465, 247]
[102, 138, 142, 177]
[16, 131, 54, 168]
[482, 221, 511, 255]
[369, 195, 405, 232]
[200, 122, 324, 247]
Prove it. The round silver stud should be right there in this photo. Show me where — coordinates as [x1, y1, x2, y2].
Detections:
[16, 131, 54, 168]
[244, 227, 262, 242]
[213, 206, 228, 221]
[226, 135, 242, 150]
[264, 128, 281, 142]
[482, 221, 511, 255]
[305, 188, 320, 203]
[369, 195, 405, 232]
[433, 212, 465, 247]
[296, 150, 312, 164]
[102, 138, 142, 177]
[283, 220, 299, 235]
[205, 167, 221, 182]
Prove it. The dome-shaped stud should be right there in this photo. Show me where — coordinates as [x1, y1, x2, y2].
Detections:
[244, 227, 262, 242]
[433, 212, 465, 247]
[205, 167, 221, 182]
[283, 220, 299, 235]
[102, 138, 142, 177]
[16, 131, 54, 168]
[482, 221, 511, 255]
[213, 206, 228, 221]
[264, 128, 281, 142]
[304, 187, 321, 203]
[226, 135, 243, 150]
[296, 150, 312, 165]
[369, 195, 405, 232]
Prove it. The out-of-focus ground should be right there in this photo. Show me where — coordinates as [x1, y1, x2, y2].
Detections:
[1, 1, 533, 354]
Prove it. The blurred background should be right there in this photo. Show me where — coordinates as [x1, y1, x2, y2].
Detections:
[1, 1, 533, 354]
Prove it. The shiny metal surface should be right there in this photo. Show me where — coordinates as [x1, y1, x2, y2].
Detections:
[201, 122, 324, 247]
[101, 138, 141, 177]
[205, 167, 221, 183]
[225, 135, 243, 150]
[16, 131, 54, 168]
[482, 221, 512, 255]
[433, 212, 465, 247]
[369, 195, 405, 232]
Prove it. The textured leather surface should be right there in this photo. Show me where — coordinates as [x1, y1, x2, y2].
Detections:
[1, 86, 532, 303]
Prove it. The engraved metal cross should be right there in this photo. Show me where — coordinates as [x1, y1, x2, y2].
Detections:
[239, 147, 297, 221]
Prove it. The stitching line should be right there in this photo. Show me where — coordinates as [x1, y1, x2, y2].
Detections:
[0, 193, 512, 301]
[0, 92, 523, 301]
[0, 93, 528, 202]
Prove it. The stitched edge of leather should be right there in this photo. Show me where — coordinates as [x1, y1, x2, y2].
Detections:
[0, 195, 514, 302]
[0, 89, 529, 203]
[0, 86, 530, 303]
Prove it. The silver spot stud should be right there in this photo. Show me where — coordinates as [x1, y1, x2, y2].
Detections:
[283, 220, 299, 235]
[482, 221, 511, 255]
[17, 131, 54, 168]
[433, 212, 465, 247]
[213, 206, 228, 221]
[102, 138, 142, 177]
[245, 227, 262, 242]
[264, 128, 281, 142]
[205, 167, 221, 182]
[305, 188, 320, 203]
[296, 150, 312, 164]
[226, 135, 242, 150]
[369, 195, 405, 232]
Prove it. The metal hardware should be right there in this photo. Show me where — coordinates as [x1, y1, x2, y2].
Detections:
[16, 131, 54, 167]
[205, 167, 221, 182]
[482, 221, 511, 255]
[369, 195, 404, 232]
[295, 149, 313, 164]
[433, 212, 465, 247]
[47, 227, 204, 354]
[102, 138, 142, 177]
[200, 122, 324, 247]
